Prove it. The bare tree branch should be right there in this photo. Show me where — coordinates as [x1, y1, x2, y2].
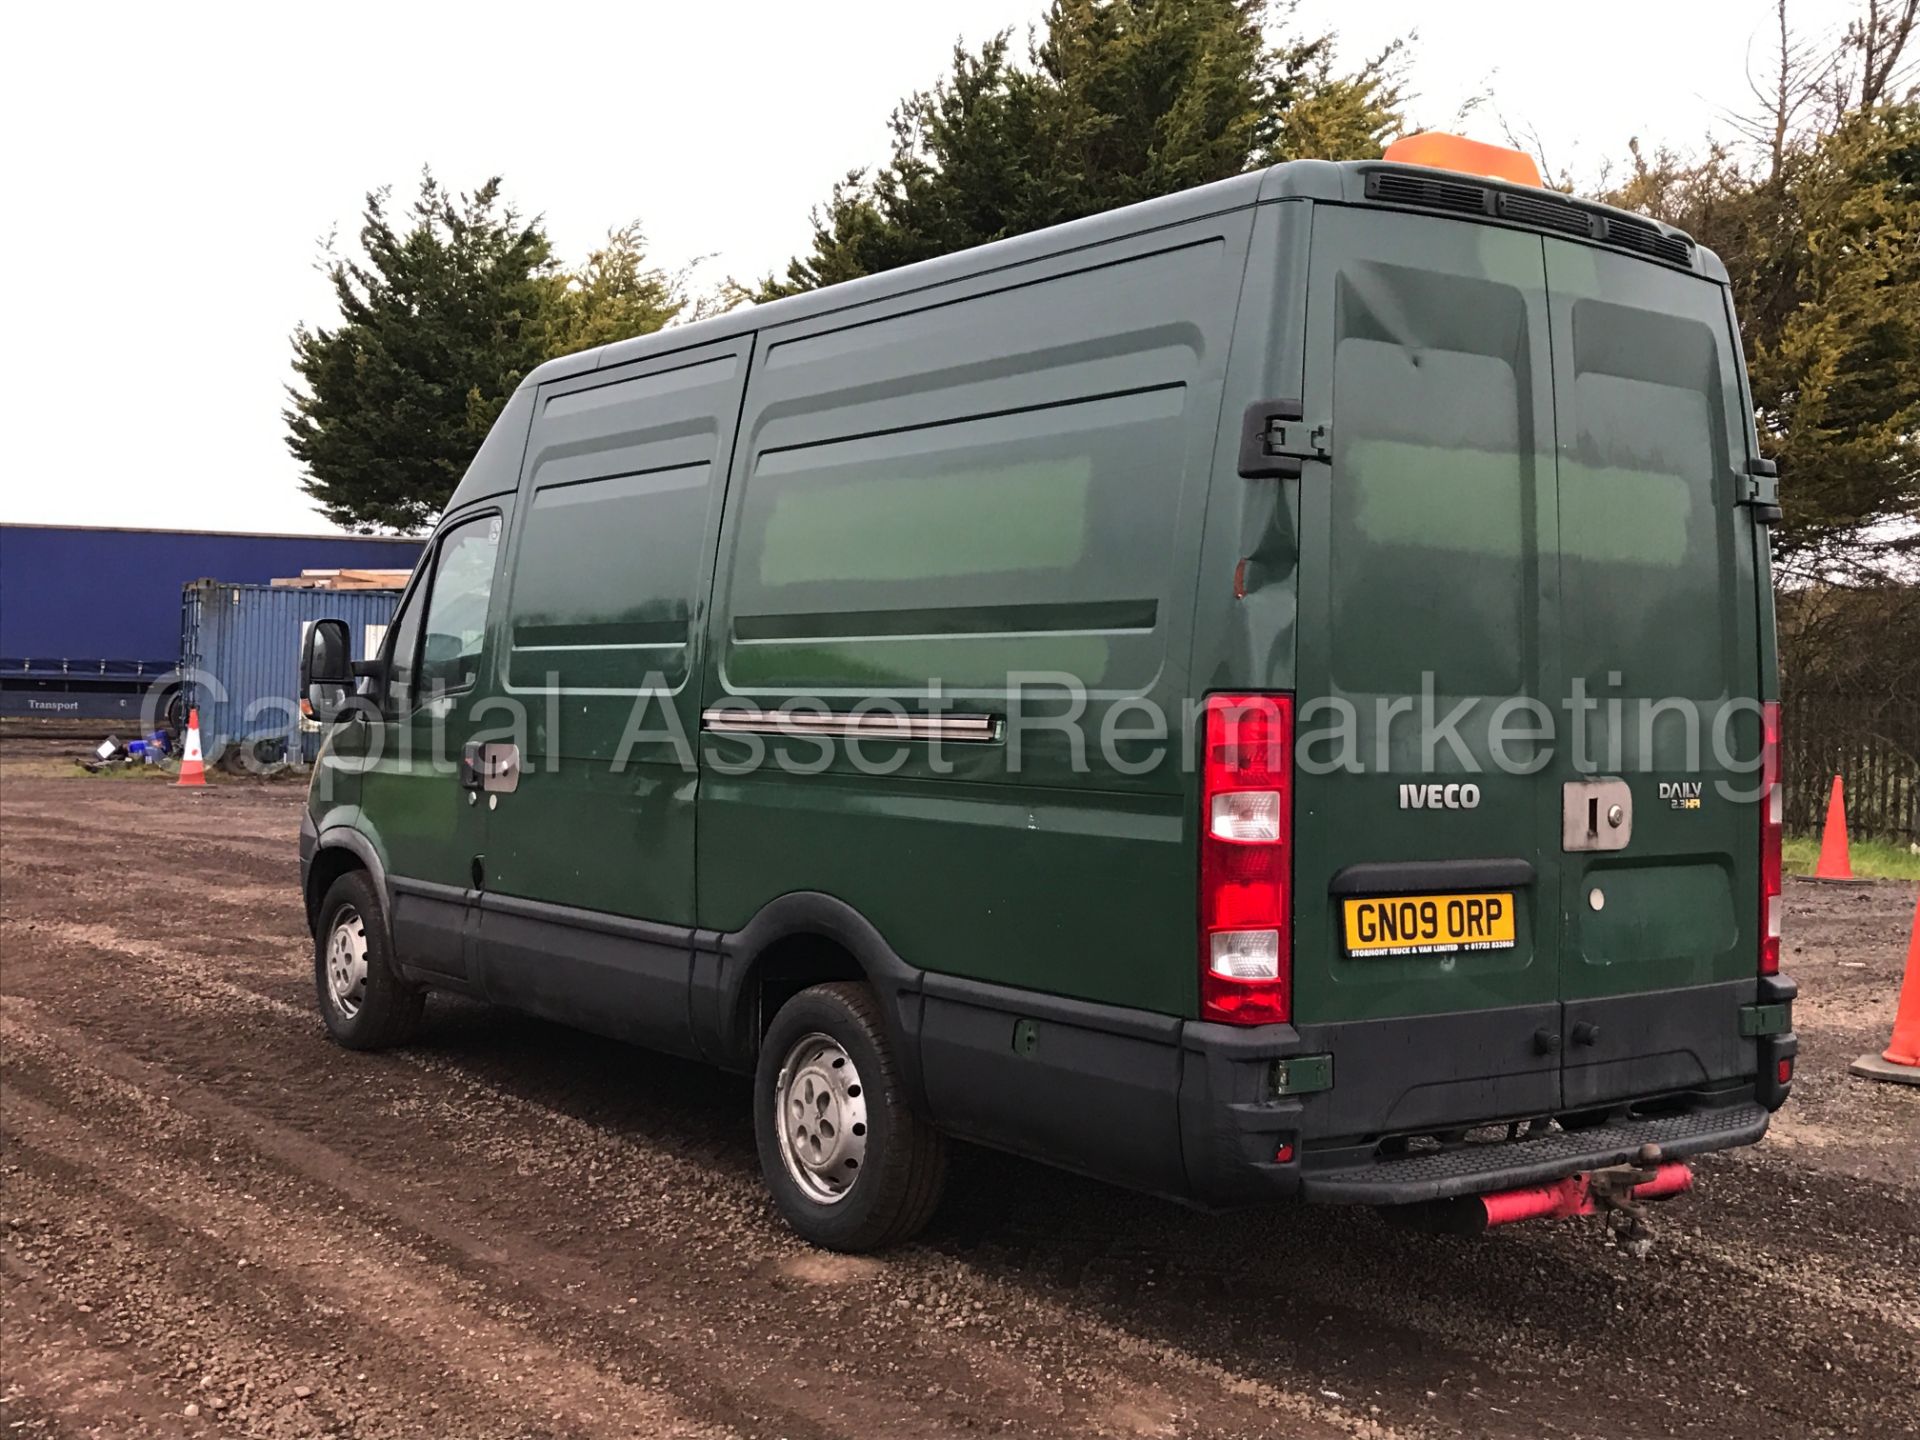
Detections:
[1851, 0, 1919, 106]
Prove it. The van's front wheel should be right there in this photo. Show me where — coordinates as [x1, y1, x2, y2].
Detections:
[314, 871, 424, 1051]
[755, 982, 946, 1251]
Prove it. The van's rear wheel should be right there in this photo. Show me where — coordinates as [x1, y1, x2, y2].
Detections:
[755, 981, 946, 1251]
[314, 871, 424, 1051]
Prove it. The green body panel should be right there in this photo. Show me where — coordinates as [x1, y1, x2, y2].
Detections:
[332, 707, 480, 893]
[1188, 201, 1311, 700]
[480, 339, 751, 924]
[1292, 209, 1564, 1025]
[696, 214, 1254, 1014]
[338, 504, 511, 895]
[1543, 239, 1761, 1003]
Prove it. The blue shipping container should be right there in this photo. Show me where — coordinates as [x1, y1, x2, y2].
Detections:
[181, 583, 401, 765]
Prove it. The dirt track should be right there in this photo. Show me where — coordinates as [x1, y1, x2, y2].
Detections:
[2, 770, 1917, 1439]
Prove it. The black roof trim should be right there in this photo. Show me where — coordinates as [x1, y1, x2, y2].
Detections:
[1358, 164, 1699, 272]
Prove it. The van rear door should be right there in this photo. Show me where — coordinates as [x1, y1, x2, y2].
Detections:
[1542, 239, 1762, 1109]
[1289, 206, 1763, 1136]
[1291, 207, 1567, 1131]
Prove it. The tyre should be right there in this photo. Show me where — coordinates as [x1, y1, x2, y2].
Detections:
[143, 682, 185, 738]
[754, 981, 947, 1251]
[313, 870, 425, 1051]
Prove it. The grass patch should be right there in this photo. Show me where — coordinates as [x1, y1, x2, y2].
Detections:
[0, 757, 168, 782]
[1783, 833, 1920, 883]
[73, 762, 177, 781]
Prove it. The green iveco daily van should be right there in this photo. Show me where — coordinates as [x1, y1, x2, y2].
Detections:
[299, 135, 1796, 1251]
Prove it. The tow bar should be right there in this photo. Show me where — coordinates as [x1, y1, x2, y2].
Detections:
[1394, 1145, 1693, 1255]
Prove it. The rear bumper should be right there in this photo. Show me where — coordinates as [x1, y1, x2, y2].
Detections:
[915, 968, 1791, 1211]
[1175, 975, 1793, 1208]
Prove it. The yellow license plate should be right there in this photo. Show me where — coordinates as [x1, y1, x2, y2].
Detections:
[1343, 892, 1517, 956]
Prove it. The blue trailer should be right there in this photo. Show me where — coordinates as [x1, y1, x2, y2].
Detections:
[0, 525, 423, 721]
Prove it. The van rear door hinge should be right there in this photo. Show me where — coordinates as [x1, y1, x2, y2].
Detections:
[1239, 399, 1331, 478]
[1739, 455, 1782, 523]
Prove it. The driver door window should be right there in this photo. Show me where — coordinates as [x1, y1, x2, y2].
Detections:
[381, 512, 500, 719]
[418, 513, 502, 700]
[381, 578, 426, 718]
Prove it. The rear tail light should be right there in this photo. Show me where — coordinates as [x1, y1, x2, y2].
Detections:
[1761, 701, 1782, 975]
[1760, 702, 1783, 973]
[1210, 789, 1282, 841]
[1200, 694, 1293, 1025]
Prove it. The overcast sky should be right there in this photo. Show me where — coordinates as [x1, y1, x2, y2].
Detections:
[1, 0, 1849, 535]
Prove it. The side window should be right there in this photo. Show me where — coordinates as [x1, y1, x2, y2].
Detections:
[723, 237, 1231, 699]
[418, 513, 502, 697]
[381, 578, 426, 718]
[504, 349, 743, 703]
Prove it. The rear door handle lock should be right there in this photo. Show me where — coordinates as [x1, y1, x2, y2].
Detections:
[1563, 778, 1632, 852]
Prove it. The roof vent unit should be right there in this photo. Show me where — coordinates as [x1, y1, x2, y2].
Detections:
[1600, 213, 1694, 267]
[1496, 190, 1594, 240]
[1364, 170, 1491, 219]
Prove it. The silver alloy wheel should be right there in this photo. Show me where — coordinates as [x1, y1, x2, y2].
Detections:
[325, 905, 370, 1018]
[773, 1031, 869, 1205]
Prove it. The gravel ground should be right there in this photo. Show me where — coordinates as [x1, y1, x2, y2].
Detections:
[2, 757, 1916, 1439]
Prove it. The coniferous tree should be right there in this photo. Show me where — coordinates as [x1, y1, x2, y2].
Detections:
[545, 222, 689, 356]
[741, 0, 1404, 303]
[287, 176, 684, 532]
[287, 173, 558, 532]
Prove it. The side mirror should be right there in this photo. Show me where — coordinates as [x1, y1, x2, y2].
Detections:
[300, 618, 353, 724]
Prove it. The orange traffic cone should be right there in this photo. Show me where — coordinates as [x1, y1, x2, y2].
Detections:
[175, 708, 207, 787]
[1850, 890, 1920, 1085]
[1810, 776, 1869, 884]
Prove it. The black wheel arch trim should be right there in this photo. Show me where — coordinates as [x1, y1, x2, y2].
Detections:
[701, 892, 927, 1104]
[304, 825, 391, 933]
